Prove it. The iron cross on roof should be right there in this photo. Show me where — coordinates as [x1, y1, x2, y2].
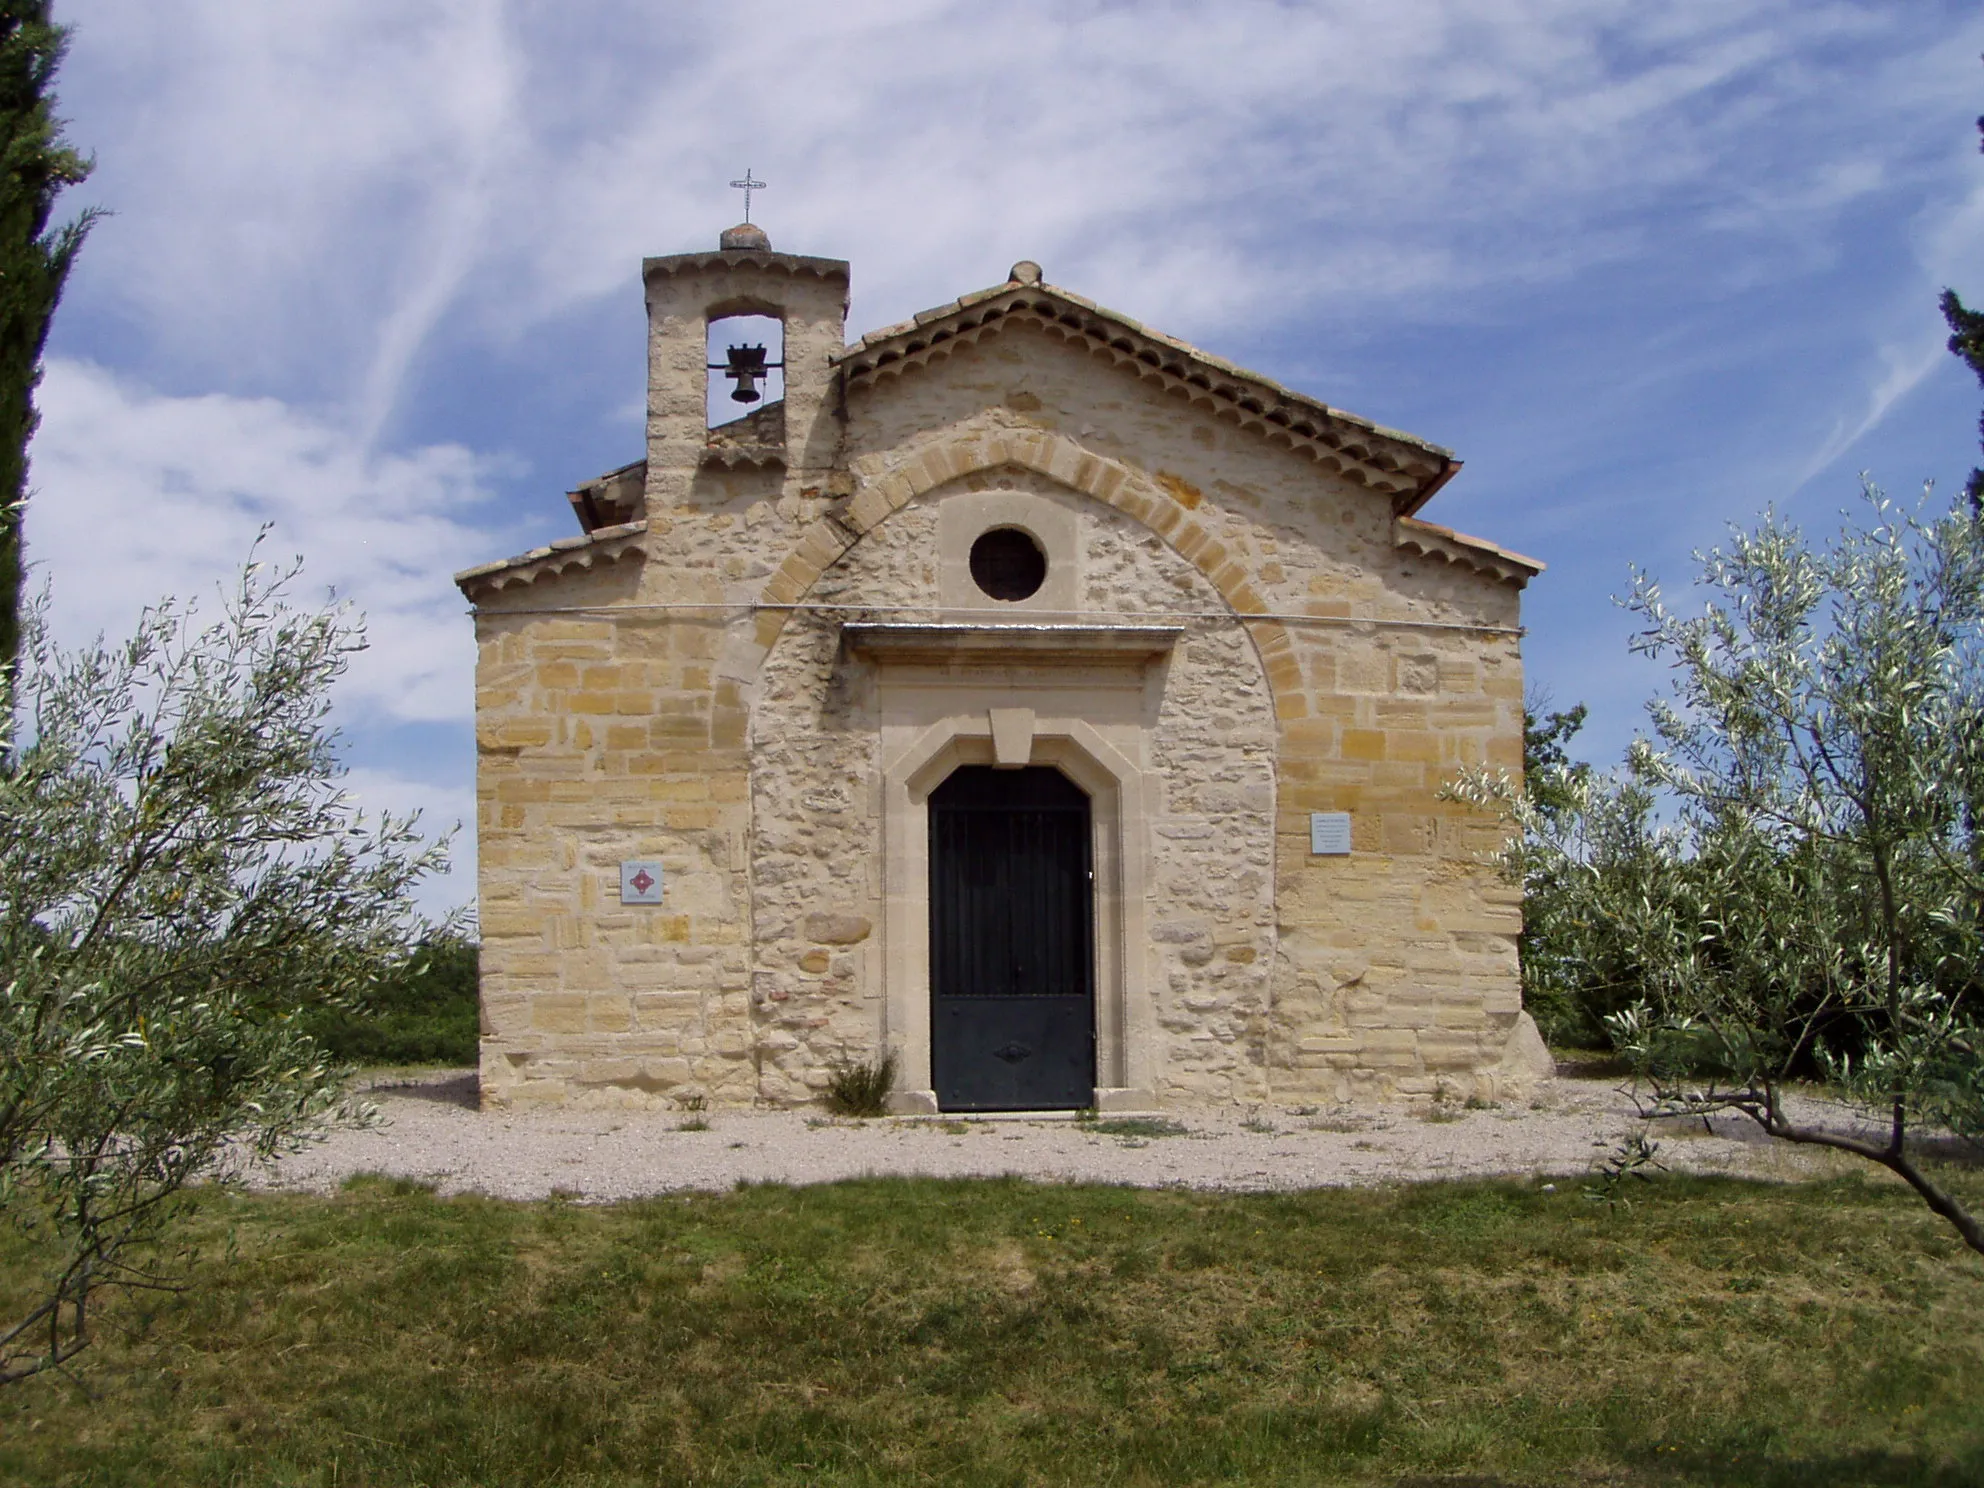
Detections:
[729, 167, 765, 223]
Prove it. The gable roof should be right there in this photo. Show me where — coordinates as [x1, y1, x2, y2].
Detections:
[456, 257, 1541, 599]
[834, 268, 1462, 518]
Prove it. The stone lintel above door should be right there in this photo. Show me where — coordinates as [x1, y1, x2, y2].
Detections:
[841, 622, 1181, 667]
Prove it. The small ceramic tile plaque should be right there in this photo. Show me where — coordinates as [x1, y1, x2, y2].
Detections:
[619, 860, 664, 904]
[1309, 812, 1352, 856]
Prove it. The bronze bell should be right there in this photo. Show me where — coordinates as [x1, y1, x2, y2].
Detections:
[721, 342, 770, 403]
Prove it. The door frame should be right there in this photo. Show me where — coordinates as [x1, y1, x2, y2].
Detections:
[880, 717, 1156, 1113]
[928, 764, 1096, 1112]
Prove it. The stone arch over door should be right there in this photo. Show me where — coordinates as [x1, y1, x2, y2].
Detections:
[717, 421, 1302, 711]
[745, 452, 1281, 1110]
[882, 717, 1154, 1114]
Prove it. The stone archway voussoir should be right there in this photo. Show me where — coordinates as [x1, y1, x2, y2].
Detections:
[748, 425, 1287, 689]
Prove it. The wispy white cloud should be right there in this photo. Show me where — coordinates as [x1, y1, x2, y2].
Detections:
[350, 2, 521, 449]
[60, 0, 1984, 422]
[26, 353, 489, 924]
[29, 358, 509, 725]
[34, 0, 1984, 917]
[503, 0, 1879, 337]
[1795, 118, 1984, 484]
[62, 0, 524, 416]
[1798, 331, 1954, 487]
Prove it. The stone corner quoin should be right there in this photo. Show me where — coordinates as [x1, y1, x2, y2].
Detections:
[456, 228, 1550, 1117]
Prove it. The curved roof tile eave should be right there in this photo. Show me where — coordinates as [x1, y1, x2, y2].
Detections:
[455, 519, 649, 599]
[832, 279, 1461, 516]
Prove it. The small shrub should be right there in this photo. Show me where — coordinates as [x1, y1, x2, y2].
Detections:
[301, 933, 480, 1066]
[1585, 1130, 1666, 1207]
[339, 1173, 437, 1199]
[1307, 1115, 1369, 1134]
[1421, 1088, 1463, 1124]
[1091, 1117, 1188, 1140]
[823, 1049, 899, 1117]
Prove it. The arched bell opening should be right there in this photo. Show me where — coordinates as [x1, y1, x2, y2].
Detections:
[705, 312, 784, 432]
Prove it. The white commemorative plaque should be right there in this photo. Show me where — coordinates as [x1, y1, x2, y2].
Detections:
[620, 860, 665, 905]
[1309, 812, 1352, 856]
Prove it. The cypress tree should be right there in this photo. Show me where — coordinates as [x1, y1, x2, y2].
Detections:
[1942, 94, 1984, 512]
[1947, 288, 1984, 512]
[0, 2, 92, 673]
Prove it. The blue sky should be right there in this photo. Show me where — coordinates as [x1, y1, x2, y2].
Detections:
[29, 0, 1984, 918]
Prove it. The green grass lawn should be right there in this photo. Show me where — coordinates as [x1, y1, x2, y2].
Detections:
[3, 1170, 1981, 1487]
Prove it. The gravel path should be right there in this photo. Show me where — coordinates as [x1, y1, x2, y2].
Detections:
[251, 1070, 1869, 1203]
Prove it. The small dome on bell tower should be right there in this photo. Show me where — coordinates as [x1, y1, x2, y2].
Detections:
[720, 221, 770, 251]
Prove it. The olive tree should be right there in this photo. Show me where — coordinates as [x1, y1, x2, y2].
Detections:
[1490, 743, 1679, 1051]
[0, 555, 448, 1383]
[1455, 485, 1984, 1256]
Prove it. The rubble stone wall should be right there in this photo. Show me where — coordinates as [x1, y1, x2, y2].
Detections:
[747, 468, 1278, 1106]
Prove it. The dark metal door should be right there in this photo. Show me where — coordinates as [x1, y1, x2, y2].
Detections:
[930, 766, 1095, 1111]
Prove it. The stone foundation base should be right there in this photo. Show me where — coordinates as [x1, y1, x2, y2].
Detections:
[477, 1020, 1554, 1113]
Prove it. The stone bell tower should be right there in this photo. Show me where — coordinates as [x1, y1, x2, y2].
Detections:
[640, 221, 851, 512]
[451, 219, 854, 1111]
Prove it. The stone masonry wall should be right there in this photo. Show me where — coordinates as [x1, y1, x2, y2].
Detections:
[472, 560, 759, 1109]
[748, 468, 1277, 1105]
[468, 258, 1534, 1112]
[825, 323, 1532, 1103]
[471, 248, 853, 1111]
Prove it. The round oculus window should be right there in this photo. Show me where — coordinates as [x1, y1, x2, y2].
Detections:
[969, 527, 1047, 602]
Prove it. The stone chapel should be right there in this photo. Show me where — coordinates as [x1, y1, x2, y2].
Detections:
[456, 221, 1554, 1114]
